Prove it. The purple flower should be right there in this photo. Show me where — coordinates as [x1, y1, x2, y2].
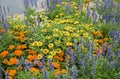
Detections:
[117, 2, 120, 11]
[46, 0, 50, 9]
[70, 65, 78, 79]
[41, 2, 45, 8]
[44, 66, 47, 79]
[65, 5, 69, 13]
[30, 77, 36, 79]
[5, 72, 9, 79]
[110, 60, 116, 70]
[4, 23, 8, 32]
[86, 3, 90, 19]
[3, 7, 6, 16]
[0, 67, 3, 78]
[33, 0, 38, 7]
[48, 59, 53, 70]
[78, 54, 82, 66]
[7, 7, 10, 15]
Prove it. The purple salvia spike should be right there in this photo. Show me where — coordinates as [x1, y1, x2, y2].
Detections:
[44, 66, 47, 79]
[65, 5, 69, 13]
[46, 0, 50, 9]
[1, 15, 4, 22]
[41, 2, 44, 8]
[4, 23, 8, 32]
[30, 0, 34, 7]
[117, 2, 120, 11]
[0, 66, 3, 78]
[3, 7, 6, 16]
[58, 0, 62, 6]
[112, 16, 116, 25]
[48, 59, 53, 70]
[5, 72, 9, 79]
[17, 59, 21, 66]
[7, 6, 10, 15]
[86, 3, 90, 19]
[110, 60, 116, 70]
[30, 77, 36, 79]
[34, 0, 38, 8]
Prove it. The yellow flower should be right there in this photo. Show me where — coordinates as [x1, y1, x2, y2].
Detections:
[38, 42, 43, 47]
[6, 15, 11, 18]
[55, 40, 61, 45]
[66, 42, 73, 46]
[37, 54, 42, 59]
[56, 4, 60, 7]
[73, 21, 79, 25]
[48, 43, 54, 49]
[56, 48, 62, 53]
[43, 49, 49, 54]
[47, 55, 53, 59]
[46, 36, 52, 40]
[41, 29, 47, 32]
[53, 28, 58, 32]
[53, 34, 59, 37]
[50, 51, 56, 56]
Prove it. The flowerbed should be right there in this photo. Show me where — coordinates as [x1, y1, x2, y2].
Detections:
[0, 0, 120, 79]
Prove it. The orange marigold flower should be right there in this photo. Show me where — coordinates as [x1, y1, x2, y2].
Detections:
[9, 69, 16, 76]
[59, 57, 64, 61]
[28, 55, 36, 61]
[104, 38, 109, 41]
[97, 39, 103, 44]
[54, 69, 61, 77]
[7, 61, 12, 66]
[84, 0, 91, 4]
[2, 59, 8, 64]
[61, 69, 67, 74]
[29, 67, 39, 73]
[9, 45, 15, 50]
[17, 66, 23, 70]
[9, 57, 18, 65]
[52, 62, 60, 69]
[98, 33, 103, 37]
[0, 50, 8, 58]
[14, 50, 22, 56]
[21, 44, 27, 49]
[0, 29, 5, 32]
[16, 45, 22, 49]
[8, 76, 13, 79]
[54, 55, 59, 59]
[95, 47, 103, 55]
[92, 31, 97, 35]
[58, 52, 64, 57]
[25, 59, 31, 63]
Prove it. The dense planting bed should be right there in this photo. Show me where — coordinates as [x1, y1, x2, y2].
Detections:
[0, 0, 120, 79]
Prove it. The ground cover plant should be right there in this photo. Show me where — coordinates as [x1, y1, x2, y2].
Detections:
[0, 0, 120, 79]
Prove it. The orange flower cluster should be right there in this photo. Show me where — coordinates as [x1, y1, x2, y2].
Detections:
[14, 50, 22, 56]
[2, 57, 18, 66]
[29, 67, 39, 73]
[9, 45, 15, 50]
[14, 31, 27, 42]
[0, 28, 5, 32]
[54, 69, 67, 77]
[28, 55, 36, 61]
[5, 69, 17, 79]
[52, 62, 60, 69]
[0, 50, 8, 58]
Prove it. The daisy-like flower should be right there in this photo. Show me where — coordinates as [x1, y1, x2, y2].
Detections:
[37, 54, 42, 59]
[43, 49, 49, 54]
[48, 43, 54, 49]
